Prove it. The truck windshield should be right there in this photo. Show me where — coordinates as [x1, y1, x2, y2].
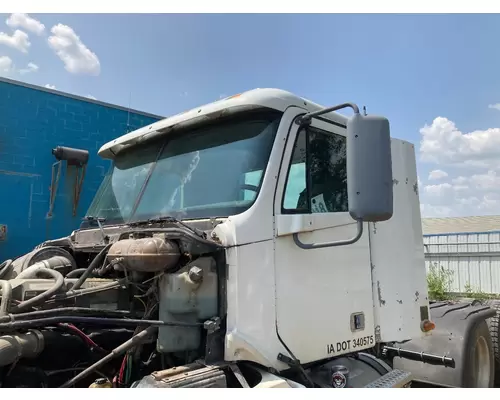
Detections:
[85, 109, 282, 225]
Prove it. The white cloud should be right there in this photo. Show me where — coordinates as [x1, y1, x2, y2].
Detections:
[0, 57, 37, 76]
[0, 56, 13, 74]
[488, 103, 500, 111]
[86, 94, 96, 100]
[19, 62, 39, 74]
[420, 170, 500, 217]
[0, 29, 30, 53]
[419, 116, 500, 217]
[44, 84, 56, 89]
[420, 117, 500, 169]
[6, 13, 45, 36]
[48, 24, 100, 76]
[423, 182, 453, 200]
[428, 169, 448, 180]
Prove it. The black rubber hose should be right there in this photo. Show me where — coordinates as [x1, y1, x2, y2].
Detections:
[0, 307, 135, 323]
[0, 316, 203, 331]
[66, 268, 88, 279]
[71, 244, 112, 291]
[60, 326, 157, 388]
[11, 268, 64, 313]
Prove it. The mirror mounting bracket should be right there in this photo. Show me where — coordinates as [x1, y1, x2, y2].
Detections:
[292, 220, 364, 250]
[296, 103, 360, 126]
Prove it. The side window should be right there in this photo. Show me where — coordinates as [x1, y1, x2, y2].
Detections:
[242, 170, 263, 201]
[282, 126, 348, 214]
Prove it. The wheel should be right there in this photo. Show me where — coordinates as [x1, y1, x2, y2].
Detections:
[463, 320, 495, 388]
[485, 299, 500, 384]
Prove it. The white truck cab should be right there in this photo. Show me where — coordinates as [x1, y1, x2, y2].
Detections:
[98, 89, 430, 370]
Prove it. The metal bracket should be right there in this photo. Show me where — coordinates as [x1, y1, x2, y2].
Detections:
[204, 317, 223, 365]
[277, 353, 300, 366]
[296, 102, 360, 126]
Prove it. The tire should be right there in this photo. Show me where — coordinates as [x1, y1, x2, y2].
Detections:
[463, 320, 495, 388]
[485, 299, 500, 384]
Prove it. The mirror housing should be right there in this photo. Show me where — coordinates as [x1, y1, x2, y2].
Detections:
[346, 113, 393, 222]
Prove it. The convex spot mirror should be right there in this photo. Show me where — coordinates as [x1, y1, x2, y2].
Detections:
[346, 113, 393, 222]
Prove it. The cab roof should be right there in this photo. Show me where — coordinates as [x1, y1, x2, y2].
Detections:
[97, 88, 349, 159]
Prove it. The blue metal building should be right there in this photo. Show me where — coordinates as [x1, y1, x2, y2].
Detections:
[0, 77, 162, 260]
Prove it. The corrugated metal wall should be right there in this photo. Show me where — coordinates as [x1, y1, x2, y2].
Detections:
[424, 231, 500, 294]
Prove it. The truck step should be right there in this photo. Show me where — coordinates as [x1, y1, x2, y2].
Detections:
[364, 369, 412, 388]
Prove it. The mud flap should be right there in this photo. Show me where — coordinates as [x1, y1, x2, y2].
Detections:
[392, 301, 496, 388]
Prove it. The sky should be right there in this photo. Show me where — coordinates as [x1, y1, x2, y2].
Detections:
[1, 13, 500, 219]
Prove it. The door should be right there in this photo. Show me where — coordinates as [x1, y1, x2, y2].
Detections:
[273, 116, 375, 365]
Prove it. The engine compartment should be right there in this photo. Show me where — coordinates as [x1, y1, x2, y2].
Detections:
[0, 219, 226, 388]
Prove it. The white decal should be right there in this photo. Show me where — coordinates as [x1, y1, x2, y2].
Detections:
[311, 193, 328, 213]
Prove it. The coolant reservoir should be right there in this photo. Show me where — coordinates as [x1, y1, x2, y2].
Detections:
[157, 257, 218, 353]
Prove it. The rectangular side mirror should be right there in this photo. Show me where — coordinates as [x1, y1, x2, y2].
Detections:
[346, 113, 393, 222]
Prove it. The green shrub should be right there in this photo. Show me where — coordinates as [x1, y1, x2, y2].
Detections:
[427, 263, 453, 301]
[464, 282, 493, 300]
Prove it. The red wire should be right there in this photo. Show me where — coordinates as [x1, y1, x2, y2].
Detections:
[59, 323, 106, 353]
[118, 355, 127, 384]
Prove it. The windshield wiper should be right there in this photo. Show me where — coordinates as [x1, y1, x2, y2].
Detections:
[130, 216, 207, 239]
[84, 216, 108, 243]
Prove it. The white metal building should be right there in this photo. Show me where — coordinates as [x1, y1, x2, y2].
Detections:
[422, 215, 500, 294]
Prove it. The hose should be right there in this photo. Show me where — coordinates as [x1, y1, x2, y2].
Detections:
[0, 316, 203, 331]
[0, 307, 135, 323]
[0, 280, 12, 316]
[0, 330, 45, 367]
[66, 268, 88, 279]
[49, 279, 125, 303]
[0, 259, 12, 279]
[71, 244, 112, 292]
[16, 262, 62, 279]
[60, 326, 157, 388]
[20, 256, 74, 274]
[12, 268, 64, 313]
